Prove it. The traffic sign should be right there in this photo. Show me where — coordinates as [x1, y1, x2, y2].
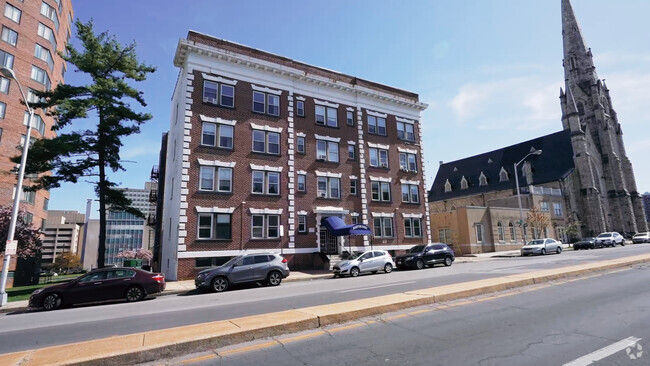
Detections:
[5, 240, 17, 256]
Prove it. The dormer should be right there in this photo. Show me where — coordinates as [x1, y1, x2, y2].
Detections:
[499, 167, 509, 182]
[460, 176, 468, 190]
[444, 179, 452, 193]
[478, 172, 487, 186]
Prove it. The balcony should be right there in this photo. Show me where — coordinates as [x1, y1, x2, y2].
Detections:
[521, 186, 563, 197]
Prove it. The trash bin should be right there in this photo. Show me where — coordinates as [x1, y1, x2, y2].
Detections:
[123, 259, 142, 268]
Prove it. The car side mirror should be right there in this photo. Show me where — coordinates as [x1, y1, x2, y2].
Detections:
[358, 258, 364, 262]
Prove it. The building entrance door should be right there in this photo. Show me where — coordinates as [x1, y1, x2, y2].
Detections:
[320, 218, 339, 254]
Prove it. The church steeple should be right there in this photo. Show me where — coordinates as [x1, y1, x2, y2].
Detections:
[562, 0, 597, 84]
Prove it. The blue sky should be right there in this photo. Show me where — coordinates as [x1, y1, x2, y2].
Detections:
[52, 0, 650, 217]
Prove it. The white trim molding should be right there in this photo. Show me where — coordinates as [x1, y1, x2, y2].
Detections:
[314, 98, 339, 108]
[195, 206, 236, 214]
[197, 159, 236, 168]
[396, 116, 416, 124]
[200, 114, 237, 126]
[295, 96, 306, 101]
[366, 110, 388, 118]
[314, 134, 341, 143]
[349, 175, 358, 180]
[250, 163, 283, 172]
[297, 210, 308, 215]
[400, 179, 421, 185]
[347, 140, 356, 145]
[315, 170, 343, 178]
[313, 206, 350, 214]
[252, 84, 282, 95]
[296, 132, 306, 137]
[367, 142, 390, 150]
[346, 107, 355, 112]
[250, 122, 283, 133]
[401, 212, 423, 219]
[249, 208, 284, 215]
[350, 212, 360, 217]
[369, 175, 392, 183]
[397, 147, 418, 154]
[297, 170, 308, 175]
[201, 73, 238, 85]
[177, 247, 318, 258]
[371, 212, 395, 218]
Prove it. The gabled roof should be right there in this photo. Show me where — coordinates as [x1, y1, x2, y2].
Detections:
[429, 130, 574, 201]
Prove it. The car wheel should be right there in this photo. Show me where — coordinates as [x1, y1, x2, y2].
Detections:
[125, 286, 144, 302]
[211, 276, 229, 292]
[350, 267, 360, 277]
[42, 293, 61, 311]
[384, 263, 393, 273]
[332, 274, 338, 278]
[541, 248, 546, 255]
[620, 241, 625, 246]
[556, 246, 562, 254]
[416, 259, 424, 270]
[444, 256, 453, 266]
[266, 271, 282, 286]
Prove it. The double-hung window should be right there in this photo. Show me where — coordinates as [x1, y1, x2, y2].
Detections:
[1, 26, 18, 46]
[369, 147, 389, 168]
[0, 49, 14, 69]
[350, 179, 358, 196]
[202, 80, 235, 108]
[31, 65, 51, 89]
[37, 23, 57, 51]
[315, 105, 338, 127]
[316, 140, 338, 162]
[0, 77, 9, 94]
[252, 130, 280, 155]
[401, 184, 419, 203]
[373, 218, 393, 238]
[540, 201, 549, 212]
[296, 136, 305, 154]
[201, 122, 233, 149]
[404, 218, 422, 237]
[298, 215, 307, 233]
[553, 202, 563, 216]
[251, 170, 280, 195]
[40, 2, 59, 31]
[34, 44, 54, 70]
[4, 3, 21, 23]
[367, 115, 386, 135]
[24, 112, 46, 135]
[199, 166, 232, 193]
[0, 102, 5, 119]
[348, 145, 355, 160]
[296, 100, 305, 117]
[252, 91, 280, 116]
[197, 213, 232, 240]
[251, 215, 280, 239]
[371, 181, 391, 202]
[317, 177, 340, 199]
[297, 174, 306, 192]
[346, 111, 354, 126]
[399, 152, 417, 172]
[396, 122, 415, 141]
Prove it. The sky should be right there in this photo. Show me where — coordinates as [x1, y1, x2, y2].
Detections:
[51, 0, 650, 217]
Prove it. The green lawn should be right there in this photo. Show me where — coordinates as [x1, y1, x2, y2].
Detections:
[7, 274, 81, 303]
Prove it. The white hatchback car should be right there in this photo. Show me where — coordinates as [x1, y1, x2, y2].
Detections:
[595, 232, 625, 247]
[332, 250, 395, 277]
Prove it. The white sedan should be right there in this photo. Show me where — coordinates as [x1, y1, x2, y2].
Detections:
[521, 238, 563, 256]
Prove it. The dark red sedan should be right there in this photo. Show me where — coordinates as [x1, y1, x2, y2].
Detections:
[29, 267, 166, 311]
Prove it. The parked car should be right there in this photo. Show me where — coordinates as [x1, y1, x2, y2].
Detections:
[29, 268, 166, 311]
[195, 253, 290, 292]
[521, 238, 563, 256]
[573, 237, 601, 250]
[632, 232, 650, 244]
[332, 250, 394, 277]
[595, 232, 625, 247]
[395, 243, 455, 269]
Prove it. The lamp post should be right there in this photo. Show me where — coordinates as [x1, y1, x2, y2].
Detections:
[0, 67, 35, 307]
[514, 148, 542, 245]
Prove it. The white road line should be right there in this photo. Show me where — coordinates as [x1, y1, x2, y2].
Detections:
[337, 281, 416, 293]
[563, 336, 642, 366]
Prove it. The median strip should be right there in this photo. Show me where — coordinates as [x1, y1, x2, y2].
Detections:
[2, 253, 650, 366]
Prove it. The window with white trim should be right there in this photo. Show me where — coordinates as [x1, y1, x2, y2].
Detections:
[475, 223, 484, 243]
[0, 78, 8, 94]
[27, 89, 45, 104]
[203, 80, 235, 108]
[315, 105, 337, 127]
[401, 184, 419, 203]
[479, 172, 487, 186]
[1, 26, 17, 46]
[296, 100, 304, 117]
[404, 218, 422, 237]
[297, 174, 306, 192]
[251, 171, 280, 195]
[34, 43, 53, 70]
[499, 167, 509, 182]
[348, 144, 355, 160]
[350, 179, 358, 196]
[371, 181, 391, 202]
[373, 217, 393, 238]
[298, 215, 307, 233]
[37, 23, 56, 51]
[198, 213, 232, 240]
[540, 201, 549, 212]
[509, 222, 516, 241]
[40, 2, 59, 31]
[252, 91, 280, 116]
[317, 177, 340, 199]
[251, 214, 280, 239]
[0, 102, 5, 119]
[316, 140, 338, 162]
[553, 202, 563, 216]
[15, 185, 35, 204]
[460, 176, 468, 190]
[351, 216, 359, 224]
[399, 152, 417, 172]
[444, 179, 452, 193]
[252, 130, 280, 155]
[201, 122, 233, 149]
[396, 121, 415, 141]
[24, 112, 46, 135]
[0, 49, 14, 69]
[31, 65, 51, 89]
[4, 3, 21, 23]
[296, 136, 305, 154]
[346, 111, 354, 126]
[367, 115, 386, 135]
[497, 221, 505, 241]
[369, 147, 389, 168]
[20, 134, 36, 148]
[199, 166, 232, 193]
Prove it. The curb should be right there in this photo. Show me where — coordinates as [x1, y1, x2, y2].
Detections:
[2, 253, 650, 365]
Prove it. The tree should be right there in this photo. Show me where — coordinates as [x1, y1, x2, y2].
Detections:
[526, 205, 551, 239]
[565, 219, 582, 243]
[0, 206, 41, 258]
[14, 20, 156, 268]
[52, 252, 82, 273]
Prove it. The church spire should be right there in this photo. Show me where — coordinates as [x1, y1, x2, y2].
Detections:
[562, 0, 596, 83]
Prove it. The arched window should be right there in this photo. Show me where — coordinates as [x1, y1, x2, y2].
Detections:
[460, 176, 468, 190]
[509, 222, 516, 242]
[497, 222, 504, 241]
[444, 179, 452, 193]
[577, 102, 585, 115]
[479, 172, 487, 186]
[499, 167, 509, 182]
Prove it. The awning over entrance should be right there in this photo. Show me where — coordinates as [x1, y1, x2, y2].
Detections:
[322, 216, 372, 236]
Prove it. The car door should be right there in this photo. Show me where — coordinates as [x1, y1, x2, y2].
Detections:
[253, 255, 272, 280]
[65, 271, 108, 304]
[422, 245, 436, 265]
[101, 269, 137, 300]
[545, 239, 557, 252]
[358, 252, 375, 273]
[229, 256, 256, 284]
[373, 251, 387, 271]
[431, 245, 445, 263]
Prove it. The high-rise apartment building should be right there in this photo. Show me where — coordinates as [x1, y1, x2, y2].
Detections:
[42, 210, 84, 265]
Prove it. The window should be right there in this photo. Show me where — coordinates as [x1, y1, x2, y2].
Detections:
[199, 166, 232, 193]
[0, 128, 3, 142]
[497, 222, 505, 241]
[369, 147, 389, 168]
[0, 77, 9, 94]
[371, 181, 391, 202]
[475, 223, 484, 243]
[40, 2, 59, 31]
[19, 188, 35, 204]
[317, 177, 340, 199]
[499, 167, 509, 182]
[24, 112, 46, 135]
[404, 218, 422, 237]
[316, 140, 338, 162]
[460, 176, 468, 190]
[0, 102, 5, 119]
[27, 89, 45, 104]
[0, 49, 14, 69]
[553, 202, 563, 216]
[251, 215, 280, 239]
[444, 179, 452, 193]
[31, 66, 51, 89]
[24, 212, 33, 225]
[373, 217, 393, 238]
[479, 172, 487, 186]
[367, 115, 386, 135]
[399, 152, 417, 172]
[396, 121, 415, 141]
[350, 179, 358, 196]
[297, 174, 306, 192]
[540, 201, 549, 212]
[315, 105, 337, 127]
[439, 228, 452, 244]
[296, 136, 305, 154]
[43, 197, 49, 210]
[252, 91, 280, 116]
[201, 122, 233, 149]
[37, 23, 56, 51]
[298, 215, 307, 233]
[4, 3, 21, 23]
[1, 26, 17, 46]
[346, 111, 354, 126]
[401, 184, 419, 203]
[197, 213, 232, 240]
[348, 145, 355, 160]
[509, 222, 516, 242]
[296, 100, 304, 117]
[202, 80, 235, 108]
[252, 130, 280, 155]
[351, 216, 359, 224]
[20, 134, 36, 148]
[251, 171, 280, 195]
[34, 44, 54, 70]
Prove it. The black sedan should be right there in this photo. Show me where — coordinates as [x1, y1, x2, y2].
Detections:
[395, 243, 455, 270]
[573, 237, 601, 250]
[29, 267, 166, 311]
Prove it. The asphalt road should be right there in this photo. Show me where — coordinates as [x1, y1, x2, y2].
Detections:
[168, 261, 650, 366]
[1, 244, 649, 355]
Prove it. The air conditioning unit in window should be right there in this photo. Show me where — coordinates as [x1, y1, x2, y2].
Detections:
[319, 193, 327, 198]
[317, 155, 327, 161]
[381, 163, 388, 168]
[203, 97, 217, 104]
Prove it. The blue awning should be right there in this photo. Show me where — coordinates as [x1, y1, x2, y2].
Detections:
[322, 216, 372, 236]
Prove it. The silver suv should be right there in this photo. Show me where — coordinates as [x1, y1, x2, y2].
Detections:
[195, 253, 290, 292]
[332, 250, 395, 277]
[595, 232, 625, 247]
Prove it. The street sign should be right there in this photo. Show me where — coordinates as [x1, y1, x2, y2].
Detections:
[5, 240, 17, 256]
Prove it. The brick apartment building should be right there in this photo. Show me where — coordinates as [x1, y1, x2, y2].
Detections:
[160, 31, 431, 280]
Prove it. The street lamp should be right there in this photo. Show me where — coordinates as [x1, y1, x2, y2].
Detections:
[0, 67, 35, 307]
[514, 148, 542, 245]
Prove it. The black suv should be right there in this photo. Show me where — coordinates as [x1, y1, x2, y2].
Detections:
[395, 243, 455, 270]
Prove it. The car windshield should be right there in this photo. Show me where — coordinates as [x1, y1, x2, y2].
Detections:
[221, 256, 243, 267]
[527, 240, 545, 245]
[408, 245, 426, 253]
[347, 253, 360, 260]
[597, 233, 611, 238]
[634, 233, 646, 237]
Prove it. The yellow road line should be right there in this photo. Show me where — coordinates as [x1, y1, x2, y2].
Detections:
[279, 330, 327, 344]
[179, 353, 216, 365]
[218, 340, 279, 356]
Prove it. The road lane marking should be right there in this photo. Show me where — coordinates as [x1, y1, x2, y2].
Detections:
[337, 281, 416, 293]
[180, 353, 216, 365]
[563, 336, 642, 366]
[218, 340, 279, 356]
